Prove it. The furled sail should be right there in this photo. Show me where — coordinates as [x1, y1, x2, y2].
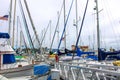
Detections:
[98, 49, 120, 60]
[0, 33, 10, 39]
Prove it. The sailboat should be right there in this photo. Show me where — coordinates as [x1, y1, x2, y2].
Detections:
[76, 0, 120, 62]
[94, 0, 120, 61]
[58, 0, 120, 62]
[0, 0, 39, 78]
[53, 0, 120, 79]
[56, 0, 98, 62]
[0, 0, 56, 79]
[0, 32, 16, 69]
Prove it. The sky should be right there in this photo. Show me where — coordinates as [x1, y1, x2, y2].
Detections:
[0, 0, 120, 50]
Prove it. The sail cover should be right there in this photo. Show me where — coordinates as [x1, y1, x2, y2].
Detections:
[76, 46, 98, 60]
[0, 33, 10, 39]
[98, 49, 120, 60]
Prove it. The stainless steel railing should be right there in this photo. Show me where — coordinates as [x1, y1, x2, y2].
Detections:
[54, 62, 120, 80]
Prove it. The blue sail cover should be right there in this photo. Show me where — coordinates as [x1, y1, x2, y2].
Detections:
[76, 46, 98, 60]
[98, 49, 120, 60]
[76, 46, 95, 56]
[3, 54, 16, 64]
[0, 33, 10, 39]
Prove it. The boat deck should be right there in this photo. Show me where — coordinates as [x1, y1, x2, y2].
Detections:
[9, 76, 32, 80]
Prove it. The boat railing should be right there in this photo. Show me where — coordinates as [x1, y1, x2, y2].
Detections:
[54, 62, 120, 80]
[68, 62, 120, 70]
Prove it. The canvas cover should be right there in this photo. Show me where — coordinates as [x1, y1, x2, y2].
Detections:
[0, 33, 10, 39]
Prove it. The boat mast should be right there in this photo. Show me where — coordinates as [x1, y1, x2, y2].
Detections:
[75, 0, 78, 41]
[94, 0, 100, 60]
[16, 16, 19, 49]
[8, 0, 12, 36]
[24, 0, 41, 48]
[20, 31, 22, 52]
[63, 0, 66, 49]
[12, 0, 17, 48]
[49, 11, 60, 51]
[49, 20, 52, 48]
[57, 12, 60, 46]
[19, 0, 34, 50]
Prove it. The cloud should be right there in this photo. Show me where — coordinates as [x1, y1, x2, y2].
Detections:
[1, 0, 120, 49]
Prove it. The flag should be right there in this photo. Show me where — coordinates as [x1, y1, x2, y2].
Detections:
[0, 15, 8, 21]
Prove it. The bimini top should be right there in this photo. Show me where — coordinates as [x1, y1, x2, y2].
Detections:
[0, 32, 10, 39]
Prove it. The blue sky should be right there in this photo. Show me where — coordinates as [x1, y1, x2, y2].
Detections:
[0, 0, 120, 50]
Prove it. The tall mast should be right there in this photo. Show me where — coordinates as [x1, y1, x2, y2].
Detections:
[49, 11, 61, 51]
[57, 12, 60, 46]
[20, 31, 22, 51]
[63, 0, 66, 49]
[19, 0, 34, 49]
[24, 0, 41, 48]
[75, 0, 78, 40]
[12, 0, 17, 48]
[16, 16, 19, 49]
[94, 0, 100, 60]
[49, 20, 52, 48]
[8, 0, 12, 35]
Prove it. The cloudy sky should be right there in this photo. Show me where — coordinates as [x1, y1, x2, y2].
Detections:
[0, 0, 120, 50]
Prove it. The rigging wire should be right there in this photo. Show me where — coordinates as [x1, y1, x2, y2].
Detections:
[19, 0, 34, 49]
[17, 16, 34, 62]
[57, 0, 74, 50]
[39, 22, 51, 49]
[23, 0, 41, 49]
[73, 0, 89, 59]
[75, 0, 89, 46]
[50, 2, 64, 51]
[101, 0, 120, 49]
[17, 16, 29, 50]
